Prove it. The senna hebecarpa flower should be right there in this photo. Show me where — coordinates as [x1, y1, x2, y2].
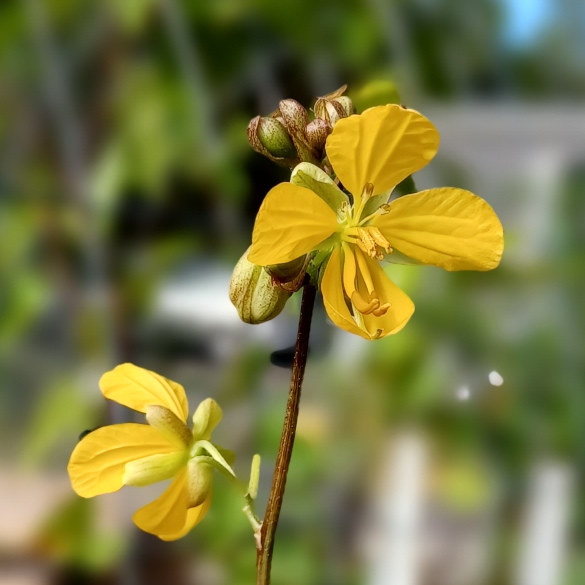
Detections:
[248, 104, 504, 339]
[68, 364, 235, 540]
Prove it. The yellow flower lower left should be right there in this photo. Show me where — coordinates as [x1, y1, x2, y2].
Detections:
[68, 363, 235, 541]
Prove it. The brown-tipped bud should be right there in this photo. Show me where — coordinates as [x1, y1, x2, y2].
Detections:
[229, 247, 292, 324]
[247, 116, 299, 167]
[314, 97, 346, 126]
[335, 95, 356, 117]
[257, 117, 297, 158]
[278, 99, 319, 164]
[305, 118, 330, 151]
[314, 85, 355, 128]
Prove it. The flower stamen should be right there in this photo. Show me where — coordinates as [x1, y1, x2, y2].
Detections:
[351, 291, 379, 314]
[353, 183, 374, 223]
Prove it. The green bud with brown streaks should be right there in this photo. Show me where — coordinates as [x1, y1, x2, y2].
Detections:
[229, 247, 292, 324]
[257, 117, 297, 158]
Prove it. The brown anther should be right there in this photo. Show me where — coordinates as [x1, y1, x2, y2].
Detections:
[362, 183, 374, 201]
[351, 291, 380, 315]
[372, 329, 384, 339]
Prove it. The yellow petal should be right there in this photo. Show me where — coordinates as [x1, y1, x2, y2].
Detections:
[373, 187, 504, 271]
[132, 470, 211, 540]
[68, 424, 179, 498]
[100, 363, 189, 421]
[123, 451, 187, 487]
[325, 105, 439, 197]
[159, 493, 212, 542]
[321, 247, 370, 339]
[358, 255, 415, 338]
[248, 182, 339, 265]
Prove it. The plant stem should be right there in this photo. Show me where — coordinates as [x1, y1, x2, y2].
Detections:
[256, 283, 316, 585]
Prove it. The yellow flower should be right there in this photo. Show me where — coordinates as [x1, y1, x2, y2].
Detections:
[68, 364, 235, 541]
[248, 104, 504, 339]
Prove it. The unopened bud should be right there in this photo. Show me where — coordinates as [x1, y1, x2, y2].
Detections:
[229, 247, 292, 324]
[335, 95, 355, 117]
[278, 99, 319, 164]
[192, 398, 222, 440]
[257, 117, 297, 158]
[314, 98, 346, 126]
[187, 457, 214, 507]
[247, 116, 299, 167]
[313, 85, 355, 127]
[305, 118, 330, 151]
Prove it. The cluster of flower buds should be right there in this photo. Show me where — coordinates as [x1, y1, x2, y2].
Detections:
[247, 85, 355, 169]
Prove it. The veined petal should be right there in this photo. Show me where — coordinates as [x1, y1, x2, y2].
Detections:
[325, 105, 439, 197]
[373, 187, 504, 271]
[123, 451, 187, 487]
[249, 183, 339, 265]
[100, 363, 189, 422]
[358, 256, 415, 338]
[290, 162, 349, 212]
[132, 469, 211, 540]
[68, 424, 179, 498]
[321, 247, 370, 339]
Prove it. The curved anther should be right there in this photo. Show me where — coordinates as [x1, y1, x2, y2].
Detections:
[372, 302, 391, 317]
[351, 291, 380, 315]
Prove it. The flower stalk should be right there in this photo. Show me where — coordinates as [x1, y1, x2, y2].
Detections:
[255, 282, 317, 585]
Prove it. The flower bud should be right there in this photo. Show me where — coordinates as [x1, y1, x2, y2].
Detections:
[187, 457, 214, 507]
[229, 247, 292, 324]
[256, 117, 297, 158]
[192, 398, 223, 440]
[313, 85, 355, 127]
[278, 99, 319, 164]
[314, 97, 346, 126]
[305, 118, 330, 151]
[335, 95, 355, 117]
[247, 116, 299, 167]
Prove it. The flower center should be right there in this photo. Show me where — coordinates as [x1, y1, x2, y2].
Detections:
[338, 182, 393, 260]
[335, 183, 394, 332]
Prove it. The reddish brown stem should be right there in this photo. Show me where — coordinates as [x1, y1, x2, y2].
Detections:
[256, 283, 316, 585]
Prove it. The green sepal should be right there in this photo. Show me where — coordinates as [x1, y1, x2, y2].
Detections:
[290, 162, 348, 213]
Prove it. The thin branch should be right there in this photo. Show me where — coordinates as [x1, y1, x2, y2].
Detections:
[256, 283, 317, 584]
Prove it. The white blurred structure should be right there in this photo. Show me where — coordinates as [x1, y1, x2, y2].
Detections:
[514, 463, 574, 585]
[367, 433, 428, 585]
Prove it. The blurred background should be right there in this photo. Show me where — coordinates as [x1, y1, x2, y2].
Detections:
[1, 0, 584, 584]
